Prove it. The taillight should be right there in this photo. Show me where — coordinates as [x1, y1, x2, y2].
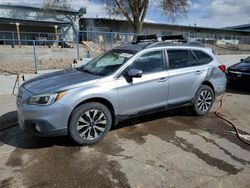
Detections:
[218, 65, 227, 73]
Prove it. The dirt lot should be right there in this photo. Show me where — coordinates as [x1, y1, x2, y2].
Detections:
[0, 44, 250, 75]
[0, 46, 101, 75]
[0, 88, 250, 188]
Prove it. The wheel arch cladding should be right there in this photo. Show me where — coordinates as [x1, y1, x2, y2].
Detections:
[67, 97, 116, 130]
[201, 81, 215, 94]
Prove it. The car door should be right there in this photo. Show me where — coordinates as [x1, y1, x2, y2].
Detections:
[166, 49, 207, 105]
[116, 50, 169, 116]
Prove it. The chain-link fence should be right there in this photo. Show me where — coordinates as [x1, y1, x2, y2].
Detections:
[0, 39, 83, 75]
[0, 30, 250, 75]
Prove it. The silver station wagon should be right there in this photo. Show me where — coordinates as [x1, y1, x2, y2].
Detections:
[17, 35, 227, 145]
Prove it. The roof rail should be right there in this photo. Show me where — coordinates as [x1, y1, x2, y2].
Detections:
[132, 34, 158, 44]
[146, 40, 205, 48]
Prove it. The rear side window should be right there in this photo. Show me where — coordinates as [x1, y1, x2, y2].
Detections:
[167, 50, 199, 69]
[193, 50, 213, 65]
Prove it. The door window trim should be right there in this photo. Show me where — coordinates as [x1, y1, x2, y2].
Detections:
[116, 49, 167, 78]
[165, 49, 203, 70]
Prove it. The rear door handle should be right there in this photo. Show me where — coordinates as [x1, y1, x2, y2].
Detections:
[158, 77, 167, 82]
[195, 70, 202, 75]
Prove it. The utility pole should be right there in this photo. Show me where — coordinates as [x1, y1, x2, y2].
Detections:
[16, 22, 21, 48]
[54, 25, 59, 46]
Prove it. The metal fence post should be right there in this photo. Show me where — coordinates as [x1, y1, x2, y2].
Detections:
[33, 40, 38, 74]
[76, 31, 80, 60]
[38, 33, 41, 46]
[12, 32, 15, 47]
[3, 33, 5, 45]
[25, 35, 27, 46]
[111, 32, 113, 48]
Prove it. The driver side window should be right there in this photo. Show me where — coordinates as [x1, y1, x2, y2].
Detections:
[130, 50, 165, 74]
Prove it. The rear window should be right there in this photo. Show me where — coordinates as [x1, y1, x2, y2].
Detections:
[193, 50, 213, 65]
[167, 50, 199, 69]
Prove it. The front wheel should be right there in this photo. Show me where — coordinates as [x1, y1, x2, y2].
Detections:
[192, 85, 215, 116]
[69, 102, 112, 145]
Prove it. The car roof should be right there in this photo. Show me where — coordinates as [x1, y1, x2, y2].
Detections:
[115, 42, 207, 53]
[114, 34, 209, 52]
[114, 43, 150, 52]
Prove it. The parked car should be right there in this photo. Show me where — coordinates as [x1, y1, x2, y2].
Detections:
[17, 35, 227, 145]
[227, 56, 250, 87]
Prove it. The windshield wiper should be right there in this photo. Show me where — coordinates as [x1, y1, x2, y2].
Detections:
[76, 67, 104, 76]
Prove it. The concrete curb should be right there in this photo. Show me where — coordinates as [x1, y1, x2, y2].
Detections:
[0, 71, 59, 95]
[0, 59, 91, 95]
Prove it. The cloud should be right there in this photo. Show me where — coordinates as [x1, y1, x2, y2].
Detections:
[71, 0, 109, 18]
[0, 0, 42, 4]
[1, 0, 249, 28]
[177, 0, 250, 27]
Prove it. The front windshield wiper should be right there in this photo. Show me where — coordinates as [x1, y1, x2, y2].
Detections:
[76, 67, 105, 76]
[76, 66, 89, 73]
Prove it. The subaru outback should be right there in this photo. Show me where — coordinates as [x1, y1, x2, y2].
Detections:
[17, 35, 227, 145]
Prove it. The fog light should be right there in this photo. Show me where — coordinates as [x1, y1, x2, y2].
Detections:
[35, 124, 41, 133]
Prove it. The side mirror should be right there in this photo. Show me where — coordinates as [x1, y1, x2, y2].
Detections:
[127, 69, 142, 78]
[240, 59, 244, 62]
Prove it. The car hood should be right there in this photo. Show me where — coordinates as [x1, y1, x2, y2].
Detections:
[23, 68, 102, 94]
[229, 61, 250, 73]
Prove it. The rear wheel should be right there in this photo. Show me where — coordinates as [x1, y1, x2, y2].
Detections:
[192, 85, 215, 116]
[69, 102, 112, 145]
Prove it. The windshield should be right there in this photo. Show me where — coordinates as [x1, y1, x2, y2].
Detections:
[245, 56, 250, 62]
[79, 49, 136, 76]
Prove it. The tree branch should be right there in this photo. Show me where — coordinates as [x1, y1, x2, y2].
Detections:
[112, 0, 134, 24]
[140, 0, 148, 22]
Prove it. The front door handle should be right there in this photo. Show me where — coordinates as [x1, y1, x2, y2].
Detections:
[195, 70, 202, 75]
[158, 77, 167, 82]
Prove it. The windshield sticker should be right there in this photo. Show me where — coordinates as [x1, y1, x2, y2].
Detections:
[119, 53, 133, 58]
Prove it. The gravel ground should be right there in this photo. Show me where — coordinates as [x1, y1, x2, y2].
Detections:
[0, 46, 100, 75]
[0, 88, 250, 188]
[0, 44, 249, 75]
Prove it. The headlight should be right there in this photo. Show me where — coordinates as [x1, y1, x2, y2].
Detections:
[27, 91, 66, 106]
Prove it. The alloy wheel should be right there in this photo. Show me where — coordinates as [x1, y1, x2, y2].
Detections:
[76, 109, 107, 140]
[197, 90, 213, 112]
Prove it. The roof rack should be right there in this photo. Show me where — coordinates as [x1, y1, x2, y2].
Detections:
[132, 34, 158, 44]
[161, 35, 185, 41]
[132, 34, 204, 48]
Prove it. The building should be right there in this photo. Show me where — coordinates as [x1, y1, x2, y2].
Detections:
[0, 3, 249, 46]
[80, 18, 250, 37]
[79, 18, 250, 46]
[226, 24, 250, 32]
[0, 3, 84, 44]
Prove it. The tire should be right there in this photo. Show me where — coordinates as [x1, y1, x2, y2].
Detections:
[69, 102, 112, 145]
[192, 85, 215, 116]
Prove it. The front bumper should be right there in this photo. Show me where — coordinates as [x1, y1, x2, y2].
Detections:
[17, 88, 71, 137]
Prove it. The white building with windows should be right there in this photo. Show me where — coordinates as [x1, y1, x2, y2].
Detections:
[0, 3, 85, 43]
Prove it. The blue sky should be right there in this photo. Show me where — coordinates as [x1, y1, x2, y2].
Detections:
[1, 0, 250, 27]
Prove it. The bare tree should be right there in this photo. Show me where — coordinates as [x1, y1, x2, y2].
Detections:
[43, 0, 80, 40]
[43, 0, 189, 34]
[43, 0, 71, 8]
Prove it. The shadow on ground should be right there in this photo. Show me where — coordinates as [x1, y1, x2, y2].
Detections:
[0, 106, 249, 153]
[0, 111, 18, 130]
[1, 101, 250, 187]
[0, 108, 192, 149]
[226, 85, 250, 95]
